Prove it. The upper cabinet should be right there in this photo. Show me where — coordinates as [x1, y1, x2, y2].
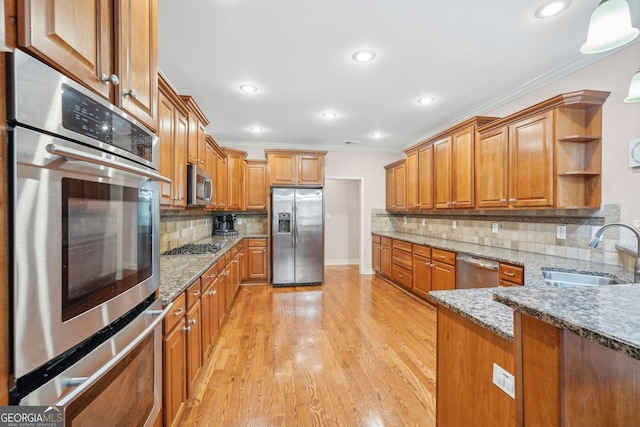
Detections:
[385, 160, 406, 211]
[265, 150, 327, 187]
[180, 96, 210, 169]
[245, 160, 268, 211]
[18, 0, 158, 131]
[476, 90, 609, 209]
[223, 148, 247, 211]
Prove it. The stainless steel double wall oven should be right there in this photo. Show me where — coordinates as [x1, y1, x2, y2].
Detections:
[8, 50, 170, 425]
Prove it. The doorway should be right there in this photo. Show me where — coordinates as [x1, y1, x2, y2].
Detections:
[324, 178, 362, 269]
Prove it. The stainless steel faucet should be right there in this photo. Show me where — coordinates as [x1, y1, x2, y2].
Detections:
[588, 222, 640, 283]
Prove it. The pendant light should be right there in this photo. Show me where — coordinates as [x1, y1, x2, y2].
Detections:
[580, 0, 639, 54]
[624, 69, 640, 103]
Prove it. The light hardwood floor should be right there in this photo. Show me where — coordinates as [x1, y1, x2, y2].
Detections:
[180, 265, 438, 426]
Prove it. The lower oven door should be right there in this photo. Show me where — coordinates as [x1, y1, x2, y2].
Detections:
[19, 299, 170, 427]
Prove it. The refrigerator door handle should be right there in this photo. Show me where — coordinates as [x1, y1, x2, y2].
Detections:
[293, 201, 298, 248]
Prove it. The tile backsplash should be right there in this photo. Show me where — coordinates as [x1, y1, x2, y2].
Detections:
[160, 210, 268, 253]
[371, 204, 636, 271]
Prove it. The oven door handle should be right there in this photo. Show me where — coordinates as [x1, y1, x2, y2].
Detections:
[52, 302, 173, 408]
[46, 143, 172, 183]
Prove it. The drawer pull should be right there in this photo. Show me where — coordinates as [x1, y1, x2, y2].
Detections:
[192, 289, 201, 296]
[504, 272, 516, 277]
[183, 326, 192, 332]
[438, 255, 446, 259]
[173, 308, 184, 316]
[188, 319, 197, 325]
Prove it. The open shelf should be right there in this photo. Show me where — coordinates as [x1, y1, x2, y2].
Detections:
[558, 135, 600, 143]
[558, 171, 600, 176]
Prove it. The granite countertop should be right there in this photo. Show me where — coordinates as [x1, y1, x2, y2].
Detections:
[373, 231, 640, 357]
[494, 285, 640, 360]
[159, 233, 268, 304]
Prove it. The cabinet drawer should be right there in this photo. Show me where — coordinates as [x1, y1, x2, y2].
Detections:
[432, 248, 456, 265]
[186, 279, 202, 309]
[393, 239, 411, 252]
[392, 248, 413, 270]
[381, 237, 392, 247]
[412, 244, 431, 258]
[372, 234, 381, 244]
[392, 265, 413, 290]
[232, 244, 240, 256]
[500, 263, 524, 285]
[164, 292, 186, 333]
[200, 263, 218, 290]
[246, 238, 266, 247]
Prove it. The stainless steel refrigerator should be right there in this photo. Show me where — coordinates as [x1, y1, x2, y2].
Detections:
[272, 187, 324, 286]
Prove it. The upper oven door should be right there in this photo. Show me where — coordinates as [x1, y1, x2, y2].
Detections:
[12, 126, 162, 380]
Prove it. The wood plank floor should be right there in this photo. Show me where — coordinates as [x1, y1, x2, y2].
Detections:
[180, 265, 438, 426]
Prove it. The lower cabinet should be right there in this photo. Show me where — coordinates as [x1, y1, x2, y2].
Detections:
[245, 238, 267, 281]
[163, 293, 187, 427]
[380, 237, 392, 279]
[372, 235, 381, 273]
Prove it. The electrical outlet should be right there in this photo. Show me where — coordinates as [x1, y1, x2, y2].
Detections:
[237, 218, 242, 225]
[326, 213, 331, 219]
[492, 363, 515, 399]
[492, 223, 499, 234]
[403, 216, 407, 224]
[452, 220, 457, 230]
[421, 218, 426, 226]
[556, 225, 566, 240]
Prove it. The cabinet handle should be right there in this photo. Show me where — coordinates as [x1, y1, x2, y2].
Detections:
[437, 255, 446, 259]
[500, 198, 506, 203]
[263, 249, 266, 253]
[209, 290, 217, 296]
[122, 89, 137, 99]
[509, 198, 516, 203]
[431, 264, 435, 267]
[188, 319, 197, 325]
[504, 272, 515, 277]
[207, 274, 216, 279]
[173, 308, 184, 316]
[100, 73, 119, 85]
[451, 201, 457, 205]
[191, 289, 201, 296]
[183, 326, 191, 332]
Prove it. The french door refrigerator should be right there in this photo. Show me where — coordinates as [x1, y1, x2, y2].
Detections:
[272, 187, 324, 286]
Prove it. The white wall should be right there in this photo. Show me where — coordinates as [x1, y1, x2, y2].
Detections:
[324, 179, 361, 265]
[486, 42, 640, 242]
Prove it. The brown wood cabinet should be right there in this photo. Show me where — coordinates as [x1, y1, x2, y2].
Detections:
[185, 296, 202, 396]
[385, 160, 406, 211]
[406, 144, 434, 210]
[476, 90, 609, 209]
[391, 240, 413, 291]
[499, 262, 524, 287]
[215, 147, 228, 210]
[245, 160, 268, 210]
[405, 150, 419, 210]
[180, 96, 209, 168]
[437, 306, 516, 427]
[224, 148, 247, 211]
[380, 237, 392, 279]
[245, 238, 267, 281]
[163, 293, 187, 427]
[204, 136, 217, 209]
[200, 263, 219, 360]
[265, 149, 327, 186]
[158, 75, 188, 208]
[18, 0, 158, 130]
[430, 248, 456, 296]
[412, 244, 432, 299]
[433, 136, 452, 209]
[372, 235, 381, 274]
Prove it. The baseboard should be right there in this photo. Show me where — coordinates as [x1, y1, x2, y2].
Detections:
[325, 259, 360, 266]
[360, 267, 375, 275]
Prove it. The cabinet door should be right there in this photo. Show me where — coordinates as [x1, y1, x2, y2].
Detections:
[158, 91, 175, 206]
[269, 154, 297, 185]
[163, 318, 186, 427]
[431, 261, 455, 292]
[245, 162, 267, 210]
[185, 299, 202, 396]
[205, 141, 217, 208]
[509, 112, 554, 207]
[451, 126, 474, 209]
[476, 127, 509, 208]
[393, 163, 406, 210]
[380, 245, 392, 279]
[434, 137, 452, 209]
[248, 246, 267, 279]
[298, 155, 323, 185]
[18, 0, 112, 99]
[116, 0, 157, 131]
[186, 114, 199, 165]
[413, 254, 432, 299]
[226, 153, 245, 210]
[197, 122, 207, 169]
[173, 112, 188, 207]
[418, 145, 434, 210]
[216, 154, 227, 210]
[217, 264, 227, 323]
[372, 243, 381, 273]
[385, 168, 395, 210]
[405, 151, 419, 210]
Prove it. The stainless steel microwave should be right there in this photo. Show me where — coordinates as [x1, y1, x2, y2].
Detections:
[187, 164, 213, 206]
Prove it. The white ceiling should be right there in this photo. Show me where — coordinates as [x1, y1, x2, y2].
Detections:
[157, 0, 639, 154]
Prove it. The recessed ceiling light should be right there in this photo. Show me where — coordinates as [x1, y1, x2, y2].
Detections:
[352, 50, 376, 62]
[322, 112, 338, 119]
[371, 132, 384, 139]
[249, 126, 263, 133]
[417, 97, 436, 105]
[239, 84, 258, 93]
[534, 0, 571, 18]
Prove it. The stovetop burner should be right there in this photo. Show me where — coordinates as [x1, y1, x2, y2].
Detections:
[163, 242, 225, 255]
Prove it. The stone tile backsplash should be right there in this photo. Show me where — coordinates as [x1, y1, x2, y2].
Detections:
[371, 204, 636, 271]
[160, 211, 268, 253]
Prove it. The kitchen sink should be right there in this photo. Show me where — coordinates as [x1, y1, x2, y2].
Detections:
[542, 270, 620, 287]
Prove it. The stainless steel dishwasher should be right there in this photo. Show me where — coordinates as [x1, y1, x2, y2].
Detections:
[457, 255, 500, 288]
